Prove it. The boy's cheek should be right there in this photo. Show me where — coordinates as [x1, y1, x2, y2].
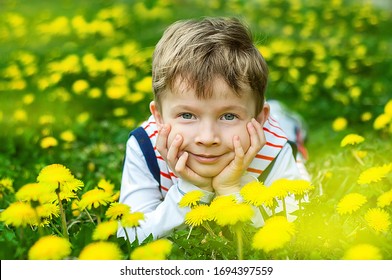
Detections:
[166, 127, 187, 150]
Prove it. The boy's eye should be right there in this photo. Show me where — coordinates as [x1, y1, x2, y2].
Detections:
[180, 113, 194, 119]
[221, 113, 237, 121]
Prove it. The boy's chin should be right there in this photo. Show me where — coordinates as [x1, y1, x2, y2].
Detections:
[188, 165, 224, 178]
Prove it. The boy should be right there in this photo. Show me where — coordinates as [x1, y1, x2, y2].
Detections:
[118, 17, 309, 243]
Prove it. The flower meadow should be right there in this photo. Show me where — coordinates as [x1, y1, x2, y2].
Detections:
[1, 0, 392, 260]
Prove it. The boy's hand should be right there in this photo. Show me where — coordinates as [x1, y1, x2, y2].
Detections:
[156, 124, 213, 191]
[212, 119, 266, 196]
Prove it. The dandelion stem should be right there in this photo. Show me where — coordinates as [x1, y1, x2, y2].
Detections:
[234, 224, 243, 260]
[259, 206, 270, 221]
[202, 222, 217, 237]
[56, 186, 69, 240]
[50, 220, 63, 236]
[123, 227, 132, 253]
[351, 150, 365, 166]
[84, 209, 95, 224]
[282, 198, 287, 219]
[186, 226, 193, 239]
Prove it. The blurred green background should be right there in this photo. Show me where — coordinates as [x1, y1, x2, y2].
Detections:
[1, 0, 391, 190]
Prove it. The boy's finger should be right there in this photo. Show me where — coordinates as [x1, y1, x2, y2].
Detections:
[232, 135, 245, 166]
[155, 124, 170, 158]
[244, 119, 265, 164]
[166, 134, 182, 166]
[175, 151, 189, 175]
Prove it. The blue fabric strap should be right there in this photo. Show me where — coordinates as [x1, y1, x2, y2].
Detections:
[129, 127, 161, 186]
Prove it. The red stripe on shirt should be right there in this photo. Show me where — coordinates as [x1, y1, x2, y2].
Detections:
[263, 127, 288, 140]
[247, 167, 263, 174]
[143, 122, 156, 130]
[265, 142, 284, 148]
[255, 154, 275, 161]
[160, 171, 171, 179]
[160, 185, 169, 192]
[267, 119, 285, 132]
[149, 130, 158, 138]
[156, 155, 164, 161]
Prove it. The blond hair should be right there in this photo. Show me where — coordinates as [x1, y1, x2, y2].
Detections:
[152, 17, 268, 114]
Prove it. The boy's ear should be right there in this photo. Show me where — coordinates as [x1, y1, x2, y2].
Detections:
[256, 102, 270, 125]
[149, 101, 164, 125]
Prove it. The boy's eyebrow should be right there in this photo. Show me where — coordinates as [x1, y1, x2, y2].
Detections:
[171, 104, 249, 113]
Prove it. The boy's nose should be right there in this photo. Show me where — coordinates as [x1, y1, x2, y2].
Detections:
[195, 122, 220, 146]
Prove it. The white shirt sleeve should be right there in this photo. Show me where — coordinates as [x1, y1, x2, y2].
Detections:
[117, 136, 214, 243]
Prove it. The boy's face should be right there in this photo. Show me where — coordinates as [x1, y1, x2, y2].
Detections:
[151, 76, 269, 178]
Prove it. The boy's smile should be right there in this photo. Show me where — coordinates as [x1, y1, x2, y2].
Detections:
[151, 76, 269, 178]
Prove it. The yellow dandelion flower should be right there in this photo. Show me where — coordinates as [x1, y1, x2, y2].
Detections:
[361, 112, 372, 122]
[373, 114, 391, 130]
[78, 188, 114, 210]
[213, 202, 254, 227]
[0, 177, 14, 193]
[72, 79, 89, 94]
[336, 193, 367, 215]
[88, 87, 102, 98]
[23, 93, 35, 105]
[0, 201, 39, 227]
[184, 204, 212, 227]
[37, 164, 84, 200]
[111, 191, 120, 202]
[113, 107, 128, 117]
[332, 117, 347, 131]
[39, 114, 55, 125]
[77, 112, 90, 124]
[343, 244, 382, 260]
[97, 178, 115, 194]
[13, 109, 28, 122]
[105, 202, 131, 220]
[37, 163, 75, 184]
[15, 183, 56, 204]
[252, 216, 295, 252]
[134, 76, 152, 93]
[209, 195, 237, 215]
[357, 164, 392, 185]
[71, 199, 80, 217]
[79, 241, 123, 260]
[57, 186, 79, 202]
[340, 134, 365, 147]
[60, 130, 76, 142]
[28, 235, 71, 260]
[364, 208, 391, 233]
[130, 239, 172, 260]
[284, 179, 314, 197]
[92, 220, 118, 240]
[269, 179, 290, 199]
[179, 190, 204, 208]
[40, 136, 58, 149]
[354, 150, 367, 159]
[240, 181, 274, 207]
[385, 100, 392, 116]
[121, 212, 144, 228]
[36, 203, 60, 220]
[377, 189, 392, 208]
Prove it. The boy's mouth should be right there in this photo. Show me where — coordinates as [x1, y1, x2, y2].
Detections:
[188, 152, 221, 164]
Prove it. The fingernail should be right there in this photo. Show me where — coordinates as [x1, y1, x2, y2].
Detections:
[175, 134, 181, 140]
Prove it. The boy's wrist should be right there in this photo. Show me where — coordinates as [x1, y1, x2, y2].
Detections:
[214, 185, 241, 196]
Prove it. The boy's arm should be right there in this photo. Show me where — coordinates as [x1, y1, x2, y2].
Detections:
[117, 136, 214, 243]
